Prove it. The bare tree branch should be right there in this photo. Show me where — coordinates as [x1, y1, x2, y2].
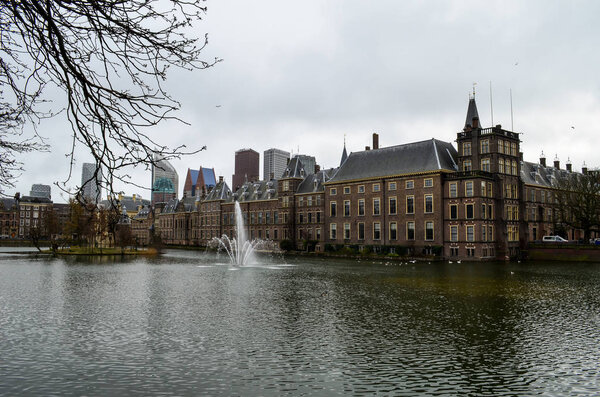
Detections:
[0, 0, 218, 196]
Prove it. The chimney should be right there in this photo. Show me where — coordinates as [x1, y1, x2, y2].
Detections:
[365, 146, 370, 151]
[519, 152, 523, 161]
[219, 175, 223, 183]
[583, 162, 588, 175]
[566, 158, 572, 172]
[132, 193, 136, 201]
[553, 154, 560, 169]
[540, 151, 546, 167]
[373, 133, 379, 150]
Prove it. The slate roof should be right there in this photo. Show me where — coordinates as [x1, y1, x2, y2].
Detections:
[229, 179, 278, 203]
[296, 168, 337, 194]
[204, 180, 232, 201]
[327, 138, 458, 183]
[281, 157, 305, 178]
[0, 197, 17, 210]
[161, 198, 180, 214]
[133, 205, 152, 220]
[520, 161, 580, 188]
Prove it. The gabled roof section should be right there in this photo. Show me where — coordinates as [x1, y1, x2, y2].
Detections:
[327, 138, 458, 183]
[281, 156, 305, 178]
[520, 161, 580, 188]
[204, 180, 232, 201]
[465, 97, 480, 128]
[229, 179, 278, 203]
[297, 168, 337, 194]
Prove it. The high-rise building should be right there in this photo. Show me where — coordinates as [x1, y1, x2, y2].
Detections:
[294, 154, 317, 175]
[151, 154, 179, 204]
[232, 149, 259, 190]
[264, 148, 290, 180]
[81, 163, 102, 203]
[29, 184, 51, 200]
[183, 167, 216, 198]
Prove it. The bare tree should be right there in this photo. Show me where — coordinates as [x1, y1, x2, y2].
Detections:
[555, 171, 600, 241]
[1, 0, 217, 195]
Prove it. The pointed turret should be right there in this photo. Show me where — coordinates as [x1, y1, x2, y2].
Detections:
[464, 96, 480, 129]
[340, 143, 348, 166]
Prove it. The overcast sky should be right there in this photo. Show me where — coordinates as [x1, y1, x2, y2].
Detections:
[11, 0, 600, 202]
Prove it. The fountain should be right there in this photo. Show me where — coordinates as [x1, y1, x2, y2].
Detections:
[210, 201, 262, 266]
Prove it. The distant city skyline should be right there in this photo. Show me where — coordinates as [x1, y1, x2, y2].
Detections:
[6, 1, 600, 202]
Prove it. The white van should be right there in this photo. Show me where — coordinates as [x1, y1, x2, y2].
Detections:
[542, 235, 568, 243]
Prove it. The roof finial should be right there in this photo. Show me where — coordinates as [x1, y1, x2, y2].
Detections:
[472, 82, 477, 98]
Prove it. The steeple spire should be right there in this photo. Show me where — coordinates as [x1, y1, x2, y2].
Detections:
[464, 95, 480, 129]
[340, 136, 348, 166]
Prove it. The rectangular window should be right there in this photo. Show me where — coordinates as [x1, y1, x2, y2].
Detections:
[425, 194, 433, 213]
[330, 223, 337, 239]
[283, 181, 289, 191]
[274, 211, 279, 224]
[308, 196, 313, 206]
[343, 186, 350, 194]
[358, 199, 365, 216]
[511, 142, 517, 156]
[466, 225, 474, 242]
[373, 222, 381, 240]
[481, 203, 486, 220]
[482, 225, 487, 241]
[330, 188, 337, 195]
[499, 158, 505, 174]
[449, 182, 457, 198]
[466, 204, 474, 219]
[498, 139, 504, 154]
[298, 197, 304, 207]
[463, 160, 472, 171]
[450, 225, 458, 242]
[481, 181, 487, 197]
[481, 139, 489, 154]
[488, 183, 493, 198]
[373, 184, 380, 192]
[344, 200, 350, 217]
[406, 180, 414, 189]
[389, 182, 397, 190]
[481, 158, 490, 172]
[511, 160, 518, 175]
[463, 142, 471, 156]
[406, 196, 414, 214]
[314, 229, 319, 240]
[358, 222, 365, 240]
[390, 222, 397, 240]
[407, 222, 415, 240]
[504, 141, 510, 155]
[358, 185, 365, 193]
[489, 225, 494, 241]
[424, 178, 433, 188]
[450, 204, 458, 219]
[344, 223, 350, 240]
[373, 198, 381, 215]
[389, 197, 397, 215]
[316, 211, 321, 223]
[330, 201, 337, 217]
[425, 221, 434, 241]
[465, 181, 473, 197]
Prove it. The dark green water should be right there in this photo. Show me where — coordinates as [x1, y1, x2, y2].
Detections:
[1, 249, 599, 396]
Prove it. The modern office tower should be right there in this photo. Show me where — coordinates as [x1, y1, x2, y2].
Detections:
[294, 154, 317, 174]
[151, 153, 179, 204]
[81, 163, 102, 203]
[264, 148, 290, 180]
[232, 148, 259, 190]
[183, 167, 217, 198]
[29, 184, 51, 200]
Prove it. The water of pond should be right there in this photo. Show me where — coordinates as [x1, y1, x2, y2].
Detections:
[1, 249, 599, 396]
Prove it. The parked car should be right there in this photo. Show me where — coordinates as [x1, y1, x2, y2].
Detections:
[542, 235, 568, 243]
[590, 238, 600, 245]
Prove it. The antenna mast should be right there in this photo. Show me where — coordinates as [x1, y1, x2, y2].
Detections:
[510, 88, 514, 131]
[489, 81, 494, 126]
